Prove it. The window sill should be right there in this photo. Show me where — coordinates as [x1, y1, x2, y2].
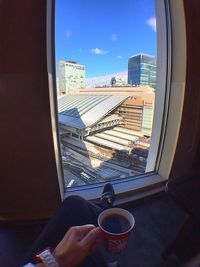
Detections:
[64, 173, 167, 205]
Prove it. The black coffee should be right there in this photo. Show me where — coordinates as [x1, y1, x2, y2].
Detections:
[102, 214, 130, 234]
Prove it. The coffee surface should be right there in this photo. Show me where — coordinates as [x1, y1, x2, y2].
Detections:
[102, 214, 130, 234]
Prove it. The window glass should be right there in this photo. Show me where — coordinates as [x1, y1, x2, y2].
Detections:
[55, 0, 157, 189]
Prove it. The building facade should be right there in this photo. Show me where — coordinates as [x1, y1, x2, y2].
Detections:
[110, 76, 127, 86]
[128, 53, 156, 88]
[58, 60, 85, 95]
[58, 95, 152, 177]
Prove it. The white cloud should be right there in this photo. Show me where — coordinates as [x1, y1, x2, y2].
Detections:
[117, 56, 123, 59]
[111, 33, 118, 41]
[91, 48, 109, 55]
[86, 70, 127, 87]
[65, 29, 72, 38]
[146, 17, 156, 32]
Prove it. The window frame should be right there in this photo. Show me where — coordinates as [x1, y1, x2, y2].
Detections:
[47, 0, 186, 203]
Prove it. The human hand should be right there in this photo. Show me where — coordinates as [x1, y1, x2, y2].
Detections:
[53, 224, 101, 267]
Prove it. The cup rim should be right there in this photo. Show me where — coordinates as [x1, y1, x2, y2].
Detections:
[98, 207, 135, 236]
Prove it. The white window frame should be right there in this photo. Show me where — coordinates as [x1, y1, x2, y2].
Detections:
[47, 0, 186, 203]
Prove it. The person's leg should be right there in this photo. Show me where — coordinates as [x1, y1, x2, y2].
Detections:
[22, 195, 107, 266]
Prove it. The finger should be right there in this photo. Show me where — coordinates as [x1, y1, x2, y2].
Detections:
[76, 224, 96, 232]
[80, 227, 101, 249]
[59, 228, 72, 243]
[68, 224, 96, 242]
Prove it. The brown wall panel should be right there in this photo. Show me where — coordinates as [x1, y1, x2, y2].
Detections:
[170, 0, 200, 179]
[0, 0, 61, 220]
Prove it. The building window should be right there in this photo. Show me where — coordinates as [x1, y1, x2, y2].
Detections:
[54, 0, 172, 195]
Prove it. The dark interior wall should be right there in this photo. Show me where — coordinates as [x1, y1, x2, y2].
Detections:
[0, 0, 61, 220]
[170, 0, 200, 179]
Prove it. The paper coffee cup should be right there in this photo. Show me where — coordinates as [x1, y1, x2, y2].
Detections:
[98, 208, 135, 253]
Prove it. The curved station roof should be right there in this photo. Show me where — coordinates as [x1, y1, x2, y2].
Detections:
[58, 95, 128, 129]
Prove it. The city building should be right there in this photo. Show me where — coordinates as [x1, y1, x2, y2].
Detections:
[78, 87, 155, 123]
[58, 60, 85, 95]
[78, 85, 155, 98]
[110, 75, 127, 86]
[128, 53, 156, 88]
[58, 95, 128, 140]
[58, 94, 154, 177]
[58, 94, 154, 137]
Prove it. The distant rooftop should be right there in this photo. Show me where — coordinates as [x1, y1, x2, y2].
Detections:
[59, 60, 84, 66]
[66, 60, 78, 64]
[129, 53, 155, 59]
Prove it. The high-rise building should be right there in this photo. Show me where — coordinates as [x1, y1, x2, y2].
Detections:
[58, 60, 85, 95]
[128, 53, 156, 88]
[110, 76, 127, 86]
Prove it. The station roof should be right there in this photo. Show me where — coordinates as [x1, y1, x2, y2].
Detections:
[58, 95, 127, 129]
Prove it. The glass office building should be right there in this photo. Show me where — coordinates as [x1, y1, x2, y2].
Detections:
[128, 53, 156, 88]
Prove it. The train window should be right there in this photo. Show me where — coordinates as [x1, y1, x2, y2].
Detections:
[54, 0, 171, 196]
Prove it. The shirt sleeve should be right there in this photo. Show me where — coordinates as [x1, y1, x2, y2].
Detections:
[21, 263, 35, 267]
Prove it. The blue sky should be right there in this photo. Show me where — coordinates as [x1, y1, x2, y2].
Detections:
[55, 0, 156, 78]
